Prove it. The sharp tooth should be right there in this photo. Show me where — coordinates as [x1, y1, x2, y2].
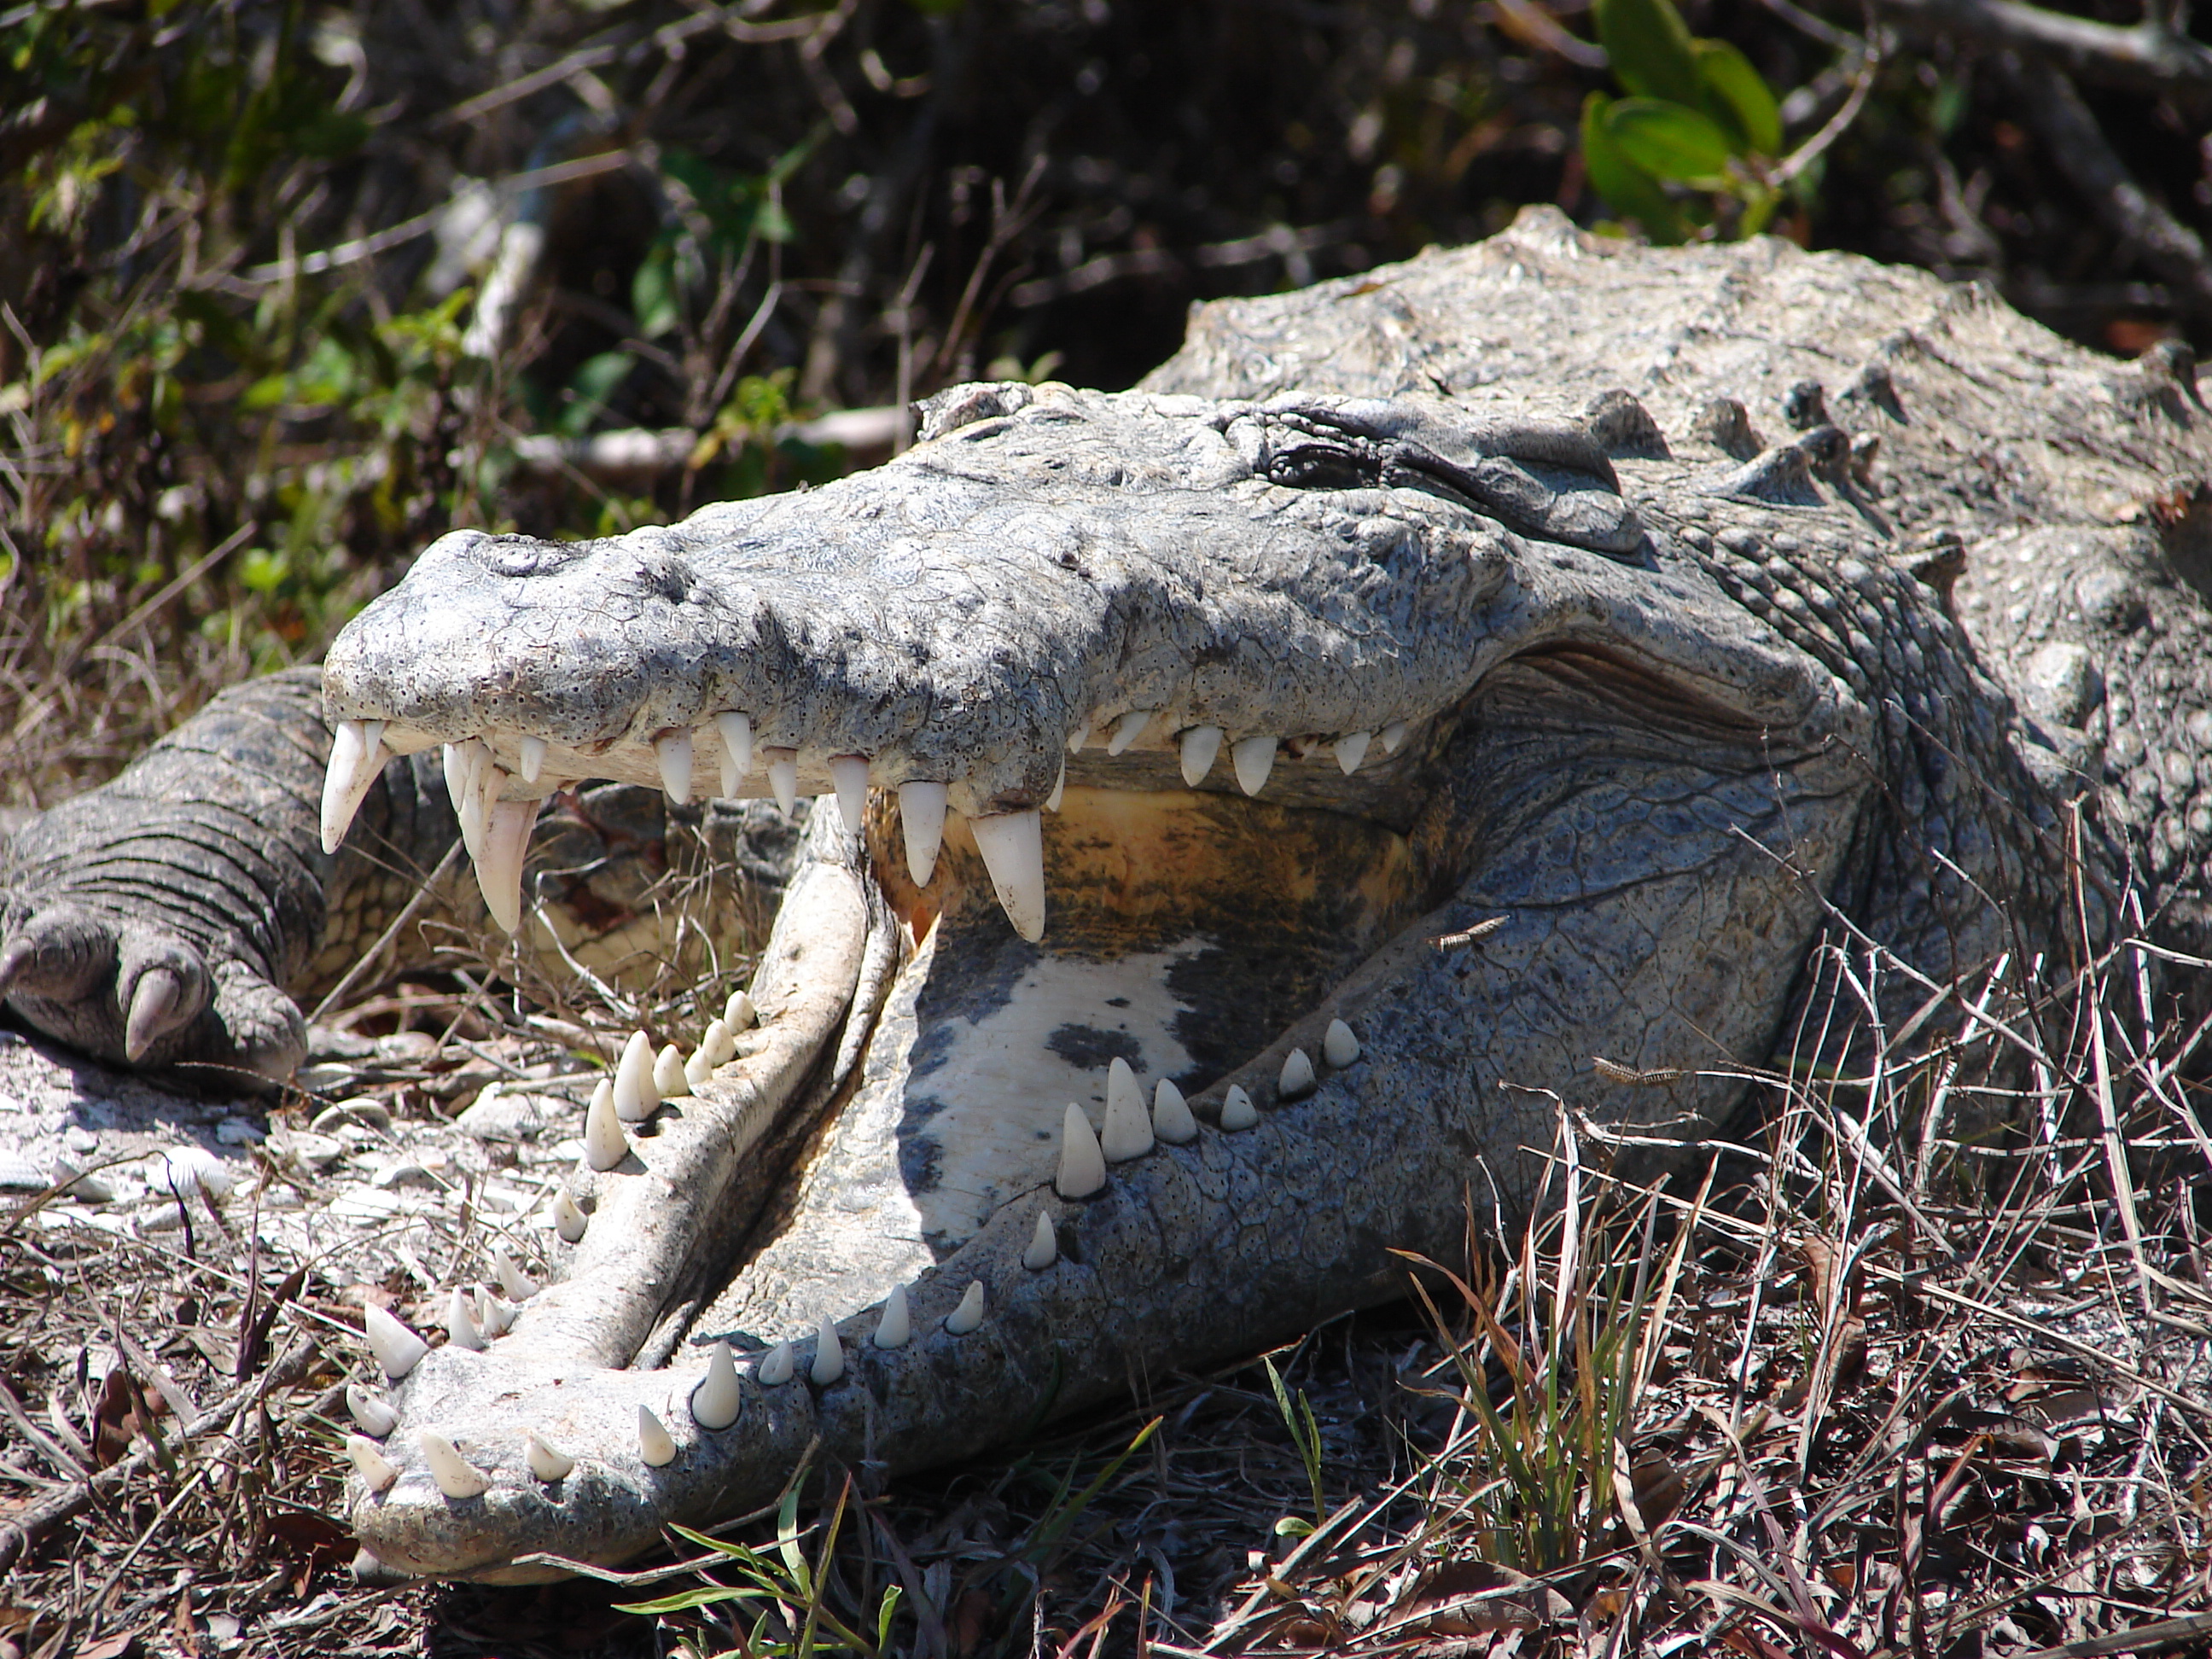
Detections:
[1179, 725, 1222, 786]
[830, 754, 870, 835]
[1045, 759, 1065, 813]
[321, 718, 386, 853]
[725, 990, 756, 1028]
[899, 781, 948, 884]
[553, 1189, 589, 1242]
[1022, 1210, 1057, 1270]
[1107, 709, 1152, 754]
[420, 1430, 490, 1499]
[970, 809, 1046, 941]
[526, 1429, 575, 1481]
[1220, 1084, 1259, 1130]
[441, 742, 471, 817]
[585, 1078, 629, 1170]
[454, 753, 488, 862]
[1068, 720, 1092, 754]
[811, 1315, 845, 1385]
[1055, 1103, 1106, 1197]
[654, 1043, 690, 1099]
[945, 1281, 987, 1335]
[873, 1284, 911, 1349]
[445, 1288, 486, 1351]
[702, 1016, 737, 1066]
[713, 713, 754, 797]
[1324, 1018, 1360, 1068]
[1333, 732, 1371, 775]
[1380, 720, 1407, 754]
[691, 1340, 742, 1430]
[757, 1341, 795, 1386]
[1152, 1078, 1197, 1144]
[612, 1031, 659, 1123]
[490, 1249, 540, 1302]
[1101, 1057, 1153, 1161]
[518, 734, 547, 783]
[1279, 1048, 1317, 1100]
[364, 1305, 428, 1380]
[347, 1435, 399, 1493]
[477, 795, 538, 934]
[655, 731, 692, 804]
[637, 1405, 678, 1467]
[474, 1289, 517, 1337]
[347, 1384, 399, 1437]
[765, 748, 799, 814]
[1231, 736, 1277, 796]
[684, 1048, 713, 1090]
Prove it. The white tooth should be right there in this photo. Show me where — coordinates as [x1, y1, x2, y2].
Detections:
[1179, 725, 1222, 786]
[725, 990, 756, 1028]
[1101, 1058, 1153, 1161]
[757, 1341, 795, 1386]
[1380, 720, 1407, 754]
[830, 754, 870, 835]
[477, 795, 537, 934]
[612, 1030, 659, 1123]
[441, 742, 470, 815]
[1279, 1048, 1317, 1100]
[474, 1289, 518, 1337]
[491, 1249, 539, 1302]
[1022, 1210, 1057, 1270]
[899, 781, 948, 884]
[585, 1078, 629, 1171]
[364, 1305, 428, 1380]
[970, 809, 1046, 942]
[945, 1280, 987, 1335]
[765, 748, 799, 814]
[445, 1288, 486, 1351]
[1068, 720, 1091, 754]
[1045, 760, 1066, 813]
[1231, 736, 1277, 796]
[638, 1405, 678, 1467]
[526, 1429, 575, 1481]
[1107, 709, 1151, 754]
[684, 1048, 714, 1090]
[655, 731, 693, 804]
[701, 1016, 737, 1066]
[654, 1043, 690, 1099]
[455, 765, 488, 862]
[321, 718, 386, 853]
[811, 1315, 845, 1385]
[873, 1284, 911, 1349]
[347, 1435, 399, 1493]
[347, 1384, 399, 1437]
[1333, 732, 1371, 775]
[553, 1189, 589, 1243]
[1056, 1102, 1106, 1197]
[1324, 1018, 1360, 1068]
[1220, 1084, 1259, 1130]
[518, 733, 547, 783]
[691, 1340, 742, 1430]
[1152, 1078, 1197, 1144]
[420, 1430, 490, 1499]
[713, 713, 754, 797]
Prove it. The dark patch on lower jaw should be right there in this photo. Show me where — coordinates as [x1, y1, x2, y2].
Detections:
[898, 1128, 943, 1195]
[1046, 1023, 1144, 1071]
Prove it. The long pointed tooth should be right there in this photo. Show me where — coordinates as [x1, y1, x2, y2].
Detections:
[691, 1340, 742, 1430]
[1106, 709, 1151, 755]
[1045, 759, 1065, 813]
[713, 713, 753, 797]
[1056, 1102, 1106, 1197]
[526, 1429, 575, 1481]
[1333, 731, 1371, 775]
[655, 731, 693, 805]
[1231, 736, 1277, 796]
[811, 1315, 844, 1385]
[363, 1305, 428, 1381]
[347, 1384, 399, 1437]
[441, 742, 471, 818]
[946, 1281, 987, 1335]
[1220, 1084, 1259, 1130]
[1101, 1057, 1153, 1161]
[420, 1430, 490, 1499]
[653, 1043, 690, 1099]
[1179, 725, 1222, 786]
[491, 1249, 539, 1301]
[1324, 1018, 1360, 1068]
[612, 1030, 659, 1123]
[1279, 1048, 1317, 1100]
[445, 1288, 486, 1352]
[553, 1188, 588, 1243]
[873, 1285, 911, 1349]
[829, 754, 870, 835]
[899, 781, 948, 884]
[637, 1405, 678, 1467]
[970, 809, 1046, 941]
[757, 1341, 795, 1386]
[477, 795, 537, 934]
[474, 1289, 517, 1337]
[347, 1435, 399, 1493]
[518, 733, 547, 783]
[454, 758, 488, 862]
[321, 718, 386, 853]
[1380, 720, 1407, 754]
[765, 748, 798, 814]
[1022, 1210, 1057, 1270]
[1067, 720, 1091, 754]
[584, 1078, 629, 1170]
[1152, 1078, 1197, 1144]
[725, 990, 756, 1028]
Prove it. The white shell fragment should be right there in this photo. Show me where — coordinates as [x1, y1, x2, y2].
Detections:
[653, 1043, 690, 1100]
[830, 754, 870, 835]
[946, 1281, 987, 1335]
[320, 718, 386, 853]
[1152, 1078, 1197, 1144]
[364, 1305, 428, 1381]
[1231, 736, 1277, 796]
[1324, 1018, 1360, 1068]
[899, 780, 949, 885]
[1334, 731, 1371, 775]
[873, 1285, 911, 1349]
[1101, 1058, 1153, 1161]
[491, 1248, 539, 1302]
[346, 1435, 399, 1493]
[713, 712, 754, 797]
[1022, 1210, 1058, 1270]
[526, 1429, 575, 1481]
[691, 1341, 742, 1430]
[445, 1288, 486, 1352]
[612, 1031, 660, 1123]
[1107, 709, 1152, 754]
[1179, 725, 1222, 786]
[347, 1384, 399, 1437]
[757, 1341, 795, 1386]
[970, 808, 1047, 941]
[637, 1405, 678, 1467]
[1380, 720, 1407, 754]
[518, 733, 547, 783]
[725, 989, 756, 1028]
[811, 1315, 845, 1385]
[1279, 1048, 1317, 1101]
[420, 1431, 490, 1499]
[1220, 1084, 1259, 1130]
[655, 731, 693, 805]
[1055, 1103, 1107, 1198]
[553, 1189, 589, 1243]
[765, 748, 799, 815]
[584, 1080, 629, 1172]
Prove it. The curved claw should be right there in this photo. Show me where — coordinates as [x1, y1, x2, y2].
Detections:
[123, 967, 188, 1062]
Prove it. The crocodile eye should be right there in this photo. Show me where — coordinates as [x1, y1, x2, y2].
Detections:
[473, 536, 586, 579]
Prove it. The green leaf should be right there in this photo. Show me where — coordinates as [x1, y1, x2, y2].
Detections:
[1580, 94, 1685, 245]
[1694, 39, 1781, 156]
[1274, 1516, 1316, 1537]
[876, 1584, 905, 1650]
[1604, 98, 1735, 185]
[1593, 0, 1702, 108]
[632, 239, 682, 339]
[612, 1586, 766, 1615]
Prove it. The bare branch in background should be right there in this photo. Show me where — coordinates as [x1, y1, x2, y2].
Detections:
[1874, 0, 2212, 91]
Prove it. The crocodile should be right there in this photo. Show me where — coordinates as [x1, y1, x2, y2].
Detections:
[4, 207, 2209, 1582]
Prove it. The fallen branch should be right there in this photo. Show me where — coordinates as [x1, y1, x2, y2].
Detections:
[1876, 0, 2212, 91]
